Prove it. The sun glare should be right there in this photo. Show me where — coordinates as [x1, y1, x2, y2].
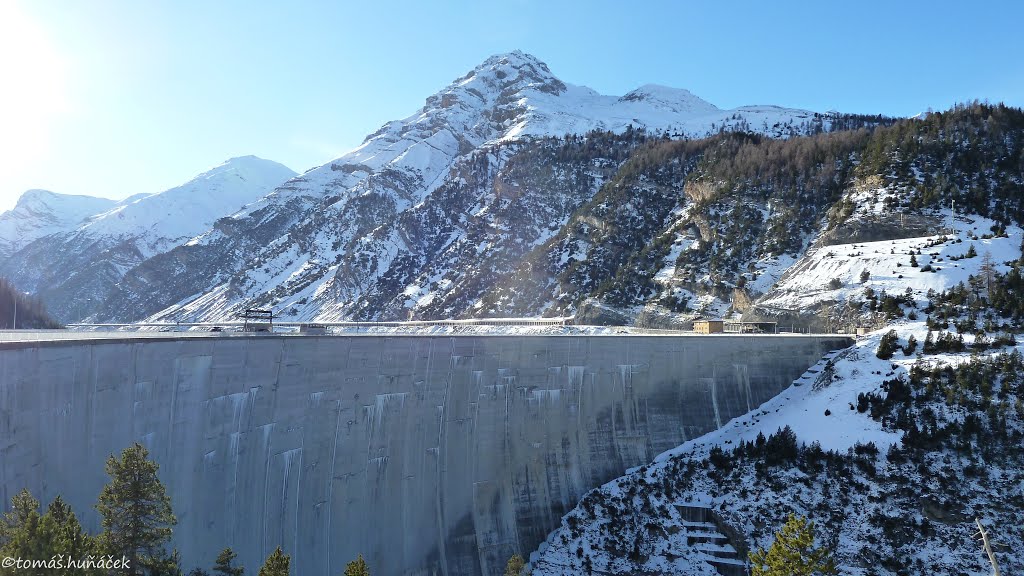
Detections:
[0, 1, 68, 181]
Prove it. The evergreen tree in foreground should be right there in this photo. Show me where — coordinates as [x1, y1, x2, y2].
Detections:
[213, 548, 244, 576]
[343, 554, 370, 576]
[96, 442, 177, 576]
[0, 489, 42, 574]
[0, 491, 101, 576]
[37, 496, 102, 575]
[750, 514, 838, 576]
[257, 547, 289, 576]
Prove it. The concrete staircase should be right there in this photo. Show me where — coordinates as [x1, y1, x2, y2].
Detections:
[673, 504, 748, 576]
[793, 347, 849, 388]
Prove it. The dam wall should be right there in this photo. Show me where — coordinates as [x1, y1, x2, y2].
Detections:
[0, 334, 851, 575]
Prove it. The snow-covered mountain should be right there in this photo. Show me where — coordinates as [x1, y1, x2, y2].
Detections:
[95, 50, 839, 323]
[81, 156, 295, 258]
[0, 190, 117, 258]
[0, 156, 295, 321]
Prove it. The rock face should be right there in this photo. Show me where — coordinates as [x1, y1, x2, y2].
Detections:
[0, 157, 296, 322]
[0, 334, 850, 576]
[93, 51, 833, 324]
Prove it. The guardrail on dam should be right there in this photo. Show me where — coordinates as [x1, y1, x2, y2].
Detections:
[0, 334, 852, 575]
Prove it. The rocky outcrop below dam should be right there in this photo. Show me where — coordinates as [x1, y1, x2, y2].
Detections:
[0, 334, 851, 575]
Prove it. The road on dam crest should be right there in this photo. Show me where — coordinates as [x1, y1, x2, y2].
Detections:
[0, 334, 851, 575]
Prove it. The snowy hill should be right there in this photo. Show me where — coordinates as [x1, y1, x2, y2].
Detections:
[0, 190, 117, 257]
[93, 51, 849, 324]
[0, 156, 295, 321]
[758, 213, 1022, 313]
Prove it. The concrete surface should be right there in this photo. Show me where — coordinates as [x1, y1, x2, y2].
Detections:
[0, 334, 851, 575]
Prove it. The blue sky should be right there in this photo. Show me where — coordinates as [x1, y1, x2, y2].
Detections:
[1, 0, 1021, 210]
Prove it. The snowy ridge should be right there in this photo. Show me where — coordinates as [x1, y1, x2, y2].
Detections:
[221, 52, 818, 224]
[77, 155, 296, 258]
[0, 190, 116, 257]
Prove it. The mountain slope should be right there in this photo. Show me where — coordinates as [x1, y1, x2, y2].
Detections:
[521, 106, 1024, 573]
[0, 156, 295, 321]
[96, 51, 854, 323]
[0, 190, 117, 258]
[530, 217, 1024, 576]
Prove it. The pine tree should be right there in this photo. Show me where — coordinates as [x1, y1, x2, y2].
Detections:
[876, 330, 900, 359]
[213, 548, 244, 576]
[504, 554, 528, 576]
[1, 492, 104, 576]
[749, 514, 838, 576]
[36, 496, 102, 576]
[257, 547, 289, 576]
[0, 489, 42, 570]
[152, 549, 183, 576]
[903, 334, 918, 356]
[979, 251, 996, 295]
[343, 554, 370, 576]
[96, 442, 177, 576]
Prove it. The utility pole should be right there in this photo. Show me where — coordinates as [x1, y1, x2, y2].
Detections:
[12, 292, 15, 330]
[975, 518, 1001, 576]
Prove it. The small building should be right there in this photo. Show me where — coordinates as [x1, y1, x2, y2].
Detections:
[693, 319, 725, 334]
[299, 324, 328, 335]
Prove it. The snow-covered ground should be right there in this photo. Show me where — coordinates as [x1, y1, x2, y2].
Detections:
[761, 211, 1021, 311]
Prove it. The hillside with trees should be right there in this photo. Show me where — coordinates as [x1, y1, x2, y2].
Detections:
[0, 277, 60, 329]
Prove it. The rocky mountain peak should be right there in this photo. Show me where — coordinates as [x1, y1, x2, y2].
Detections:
[413, 51, 567, 132]
[0, 189, 117, 258]
[12, 189, 111, 214]
[14, 188, 57, 208]
[466, 50, 567, 96]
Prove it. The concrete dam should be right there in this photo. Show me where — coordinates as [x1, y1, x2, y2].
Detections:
[0, 333, 851, 575]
